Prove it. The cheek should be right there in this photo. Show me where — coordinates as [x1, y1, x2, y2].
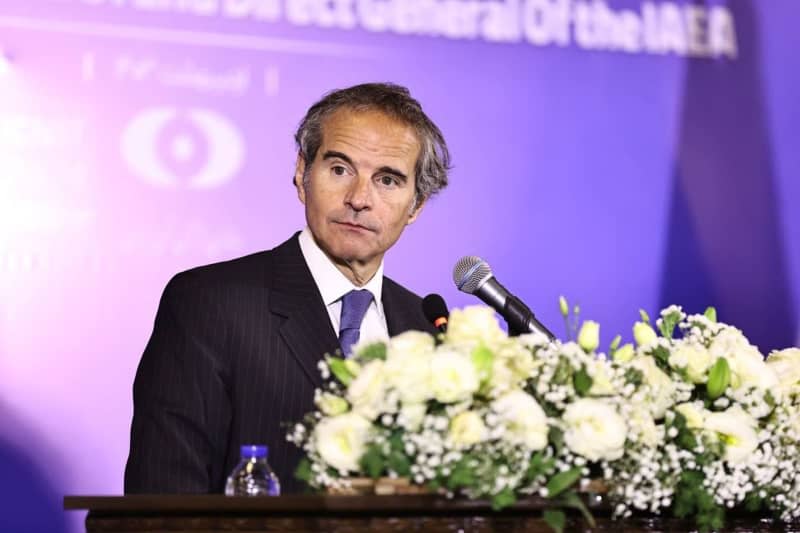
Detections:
[382, 206, 413, 235]
[306, 186, 337, 214]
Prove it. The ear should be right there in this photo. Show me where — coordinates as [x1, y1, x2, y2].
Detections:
[294, 153, 307, 205]
[406, 196, 426, 225]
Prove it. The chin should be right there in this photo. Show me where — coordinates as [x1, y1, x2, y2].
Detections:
[332, 245, 372, 264]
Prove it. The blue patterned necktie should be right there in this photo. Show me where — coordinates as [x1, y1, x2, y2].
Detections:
[338, 289, 373, 356]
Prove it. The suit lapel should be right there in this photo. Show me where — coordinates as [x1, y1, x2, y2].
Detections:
[383, 279, 422, 336]
[268, 234, 340, 388]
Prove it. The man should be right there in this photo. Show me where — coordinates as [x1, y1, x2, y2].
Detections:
[124, 83, 451, 494]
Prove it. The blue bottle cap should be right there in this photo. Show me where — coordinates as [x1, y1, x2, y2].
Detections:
[240, 445, 268, 458]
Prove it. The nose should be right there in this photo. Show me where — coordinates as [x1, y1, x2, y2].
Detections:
[344, 174, 372, 212]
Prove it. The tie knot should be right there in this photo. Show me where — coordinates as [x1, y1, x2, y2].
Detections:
[340, 289, 373, 330]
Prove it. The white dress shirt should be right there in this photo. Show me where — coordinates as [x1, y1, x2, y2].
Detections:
[298, 227, 389, 346]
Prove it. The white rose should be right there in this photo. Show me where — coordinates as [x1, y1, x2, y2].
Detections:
[387, 330, 435, 359]
[447, 410, 487, 447]
[631, 356, 676, 419]
[445, 305, 506, 348]
[315, 392, 349, 416]
[429, 348, 480, 403]
[633, 322, 658, 347]
[384, 332, 435, 404]
[587, 359, 615, 396]
[346, 360, 387, 419]
[398, 403, 426, 431]
[314, 413, 372, 473]
[766, 348, 800, 395]
[578, 321, 600, 353]
[708, 329, 775, 390]
[704, 406, 759, 464]
[491, 390, 548, 450]
[563, 398, 627, 461]
[675, 402, 706, 429]
[613, 343, 635, 363]
[668, 343, 713, 383]
[708, 328, 750, 353]
[496, 340, 536, 378]
[728, 353, 778, 392]
[489, 341, 536, 394]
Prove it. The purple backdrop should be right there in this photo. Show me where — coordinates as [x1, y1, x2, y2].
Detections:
[1, 1, 798, 531]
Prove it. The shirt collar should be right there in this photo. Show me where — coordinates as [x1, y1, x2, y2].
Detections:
[298, 227, 384, 308]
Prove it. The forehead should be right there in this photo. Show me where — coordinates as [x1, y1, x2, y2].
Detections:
[318, 108, 420, 170]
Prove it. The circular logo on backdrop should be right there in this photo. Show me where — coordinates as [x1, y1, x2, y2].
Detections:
[121, 107, 245, 189]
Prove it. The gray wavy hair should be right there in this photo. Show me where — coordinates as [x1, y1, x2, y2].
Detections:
[294, 83, 451, 207]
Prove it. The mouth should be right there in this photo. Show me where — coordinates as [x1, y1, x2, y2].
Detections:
[334, 220, 375, 233]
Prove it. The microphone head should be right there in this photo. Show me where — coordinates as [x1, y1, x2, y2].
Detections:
[452, 256, 493, 294]
[422, 293, 449, 321]
[422, 293, 449, 332]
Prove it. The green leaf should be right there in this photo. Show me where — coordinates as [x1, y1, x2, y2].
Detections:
[526, 451, 555, 482]
[765, 389, 776, 408]
[704, 307, 717, 323]
[447, 459, 476, 490]
[358, 444, 384, 479]
[294, 457, 312, 483]
[651, 346, 671, 369]
[706, 357, 730, 400]
[548, 426, 565, 456]
[743, 491, 765, 512]
[678, 427, 698, 450]
[673, 470, 726, 532]
[572, 367, 593, 396]
[387, 452, 411, 477]
[639, 309, 651, 324]
[553, 358, 572, 385]
[546, 466, 582, 498]
[358, 341, 387, 361]
[658, 310, 681, 340]
[327, 357, 354, 386]
[543, 509, 566, 533]
[561, 491, 596, 528]
[527, 451, 544, 474]
[491, 487, 516, 510]
[672, 411, 698, 450]
[388, 430, 404, 452]
[609, 334, 621, 354]
[624, 367, 644, 387]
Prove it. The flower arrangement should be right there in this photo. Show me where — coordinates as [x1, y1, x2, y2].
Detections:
[288, 301, 800, 532]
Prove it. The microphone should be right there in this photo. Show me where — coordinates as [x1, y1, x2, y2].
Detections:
[422, 293, 449, 333]
[452, 256, 555, 341]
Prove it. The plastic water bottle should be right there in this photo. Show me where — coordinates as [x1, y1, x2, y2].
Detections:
[224, 445, 281, 496]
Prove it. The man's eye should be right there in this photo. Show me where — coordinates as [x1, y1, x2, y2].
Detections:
[378, 175, 398, 187]
[332, 165, 348, 176]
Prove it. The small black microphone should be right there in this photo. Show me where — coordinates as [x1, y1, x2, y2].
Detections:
[422, 293, 449, 333]
[452, 256, 555, 341]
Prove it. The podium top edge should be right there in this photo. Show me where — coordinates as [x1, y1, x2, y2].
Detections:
[63, 494, 597, 514]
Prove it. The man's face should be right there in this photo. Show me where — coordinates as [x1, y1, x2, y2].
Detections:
[295, 108, 423, 275]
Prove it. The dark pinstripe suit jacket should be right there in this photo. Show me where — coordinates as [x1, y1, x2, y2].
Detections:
[124, 233, 436, 494]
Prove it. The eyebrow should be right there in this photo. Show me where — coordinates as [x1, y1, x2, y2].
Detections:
[322, 150, 409, 183]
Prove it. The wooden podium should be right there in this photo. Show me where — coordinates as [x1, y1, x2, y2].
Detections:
[64, 494, 796, 532]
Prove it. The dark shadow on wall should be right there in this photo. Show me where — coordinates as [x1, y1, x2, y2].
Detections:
[0, 399, 68, 533]
[659, 0, 796, 352]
